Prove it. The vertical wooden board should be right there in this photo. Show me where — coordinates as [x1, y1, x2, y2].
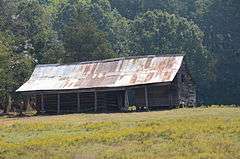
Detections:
[77, 93, 80, 112]
[124, 90, 129, 111]
[41, 94, 44, 112]
[134, 87, 145, 107]
[35, 95, 41, 112]
[94, 92, 97, 112]
[45, 94, 58, 114]
[60, 93, 78, 113]
[79, 92, 95, 112]
[144, 86, 149, 109]
[148, 85, 171, 108]
[57, 94, 60, 114]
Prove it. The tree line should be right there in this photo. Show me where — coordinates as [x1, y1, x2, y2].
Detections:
[0, 0, 239, 112]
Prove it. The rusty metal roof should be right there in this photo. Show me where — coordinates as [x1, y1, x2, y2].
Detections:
[17, 54, 184, 92]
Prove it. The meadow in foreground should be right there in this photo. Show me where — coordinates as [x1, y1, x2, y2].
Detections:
[0, 107, 240, 159]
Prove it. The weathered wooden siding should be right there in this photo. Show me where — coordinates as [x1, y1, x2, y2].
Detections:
[129, 63, 196, 110]
[36, 91, 125, 114]
[176, 63, 196, 106]
[148, 85, 172, 108]
[60, 93, 77, 113]
[133, 84, 179, 110]
[36, 95, 41, 112]
[134, 88, 145, 107]
[44, 94, 58, 114]
[35, 75, 196, 114]
[79, 92, 95, 112]
[96, 91, 124, 112]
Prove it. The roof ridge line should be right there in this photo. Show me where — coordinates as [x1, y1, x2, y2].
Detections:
[36, 54, 185, 67]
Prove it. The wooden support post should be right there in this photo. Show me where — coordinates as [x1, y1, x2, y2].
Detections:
[41, 94, 45, 113]
[177, 73, 182, 106]
[144, 86, 149, 110]
[169, 92, 172, 108]
[57, 94, 60, 114]
[26, 95, 30, 112]
[94, 92, 97, 112]
[168, 85, 173, 108]
[77, 93, 80, 112]
[124, 89, 129, 111]
[19, 96, 24, 116]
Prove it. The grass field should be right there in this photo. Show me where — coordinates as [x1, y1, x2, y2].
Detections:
[0, 107, 240, 159]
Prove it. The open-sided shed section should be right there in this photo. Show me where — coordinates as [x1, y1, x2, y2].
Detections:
[17, 54, 196, 114]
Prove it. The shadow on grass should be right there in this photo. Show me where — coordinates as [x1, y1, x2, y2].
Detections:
[0, 106, 184, 118]
[0, 110, 37, 118]
[37, 107, 178, 116]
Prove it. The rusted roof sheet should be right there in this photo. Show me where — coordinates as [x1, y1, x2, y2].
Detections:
[17, 54, 184, 92]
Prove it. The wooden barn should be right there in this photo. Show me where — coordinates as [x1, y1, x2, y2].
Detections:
[17, 54, 196, 114]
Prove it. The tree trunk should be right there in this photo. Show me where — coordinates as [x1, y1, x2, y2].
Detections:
[3, 94, 11, 114]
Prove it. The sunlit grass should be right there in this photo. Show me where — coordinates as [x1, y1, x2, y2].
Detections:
[0, 107, 240, 159]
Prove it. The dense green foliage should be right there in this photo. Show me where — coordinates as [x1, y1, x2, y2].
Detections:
[110, 0, 240, 104]
[128, 11, 211, 95]
[0, 107, 240, 158]
[0, 0, 239, 110]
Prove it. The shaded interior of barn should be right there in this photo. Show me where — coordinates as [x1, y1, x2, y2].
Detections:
[35, 84, 179, 114]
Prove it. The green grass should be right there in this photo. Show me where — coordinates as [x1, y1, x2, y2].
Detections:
[0, 107, 240, 159]
[0, 116, 7, 120]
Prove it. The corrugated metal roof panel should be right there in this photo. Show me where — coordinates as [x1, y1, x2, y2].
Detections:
[16, 54, 184, 92]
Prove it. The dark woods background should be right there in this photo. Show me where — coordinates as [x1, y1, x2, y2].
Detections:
[0, 0, 239, 112]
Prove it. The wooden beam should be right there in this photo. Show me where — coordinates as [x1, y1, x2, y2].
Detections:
[144, 86, 149, 110]
[169, 92, 172, 108]
[168, 85, 173, 108]
[57, 94, 60, 114]
[26, 95, 30, 112]
[41, 94, 44, 113]
[177, 73, 182, 105]
[94, 92, 97, 112]
[124, 89, 129, 111]
[77, 93, 80, 112]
